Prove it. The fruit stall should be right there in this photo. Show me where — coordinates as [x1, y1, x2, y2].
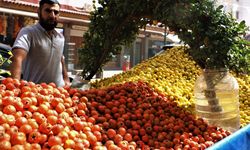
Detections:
[0, 46, 249, 149]
[1, 0, 250, 149]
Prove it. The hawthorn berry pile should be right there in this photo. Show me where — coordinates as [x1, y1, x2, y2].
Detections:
[0, 78, 230, 150]
[92, 47, 250, 127]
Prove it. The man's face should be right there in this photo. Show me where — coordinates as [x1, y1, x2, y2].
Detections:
[39, 3, 60, 31]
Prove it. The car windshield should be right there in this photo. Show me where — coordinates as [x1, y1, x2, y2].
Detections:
[0, 43, 12, 58]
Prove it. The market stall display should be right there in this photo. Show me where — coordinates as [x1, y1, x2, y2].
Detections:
[92, 47, 250, 128]
[0, 0, 249, 149]
[0, 78, 233, 149]
[0, 46, 249, 149]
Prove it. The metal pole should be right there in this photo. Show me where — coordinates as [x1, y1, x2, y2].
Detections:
[164, 25, 167, 45]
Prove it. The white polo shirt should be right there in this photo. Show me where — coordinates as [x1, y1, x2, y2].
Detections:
[12, 23, 65, 87]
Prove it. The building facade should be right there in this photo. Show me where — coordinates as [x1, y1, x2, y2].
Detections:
[236, 0, 250, 28]
[216, 0, 250, 28]
[0, 0, 177, 74]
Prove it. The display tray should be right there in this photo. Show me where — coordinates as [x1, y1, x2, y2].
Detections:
[207, 124, 250, 150]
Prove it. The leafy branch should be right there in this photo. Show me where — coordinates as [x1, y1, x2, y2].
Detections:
[78, 0, 250, 80]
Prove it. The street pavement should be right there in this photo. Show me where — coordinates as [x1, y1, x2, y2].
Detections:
[68, 70, 123, 81]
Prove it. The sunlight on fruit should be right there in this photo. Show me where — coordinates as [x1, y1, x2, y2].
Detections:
[92, 46, 250, 127]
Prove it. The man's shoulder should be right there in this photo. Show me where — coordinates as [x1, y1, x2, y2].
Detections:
[20, 24, 38, 33]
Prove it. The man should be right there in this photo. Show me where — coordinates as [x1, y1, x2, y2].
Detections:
[10, 0, 70, 87]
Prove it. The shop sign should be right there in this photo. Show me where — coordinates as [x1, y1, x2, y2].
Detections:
[138, 34, 146, 38]
[71, 25, 88, 31]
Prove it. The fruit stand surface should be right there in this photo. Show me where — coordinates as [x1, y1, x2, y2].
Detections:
[207, 124, 250, 150]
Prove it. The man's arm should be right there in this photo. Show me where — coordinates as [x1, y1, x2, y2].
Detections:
[10, 48, 27, 80]
[61, 56, 70, 86]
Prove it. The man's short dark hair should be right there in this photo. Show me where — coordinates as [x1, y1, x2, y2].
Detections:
[39, 0, 60, 7]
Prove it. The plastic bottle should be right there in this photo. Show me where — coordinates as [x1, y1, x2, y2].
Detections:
[194, 68, 240, 133]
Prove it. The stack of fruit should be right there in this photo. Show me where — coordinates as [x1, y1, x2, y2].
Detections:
[0, 78, 231, 149]
[92, 47, 250, 127]
[92, 47, 201, 110]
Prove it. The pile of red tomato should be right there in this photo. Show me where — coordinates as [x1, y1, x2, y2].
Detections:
[0, 78, 230, 150]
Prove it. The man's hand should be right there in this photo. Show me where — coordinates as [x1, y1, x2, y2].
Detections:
[61, 56, 71, 87]
[64, 78, 71, 86]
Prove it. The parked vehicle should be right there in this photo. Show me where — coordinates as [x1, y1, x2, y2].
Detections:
[0, 43, 12, 78]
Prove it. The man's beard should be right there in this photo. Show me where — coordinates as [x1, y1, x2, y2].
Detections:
[39, 17, 58, 31]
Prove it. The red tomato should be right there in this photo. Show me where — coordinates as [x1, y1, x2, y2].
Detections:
[3, 105, 16, 115]
[46, 110, 58, 117]
[118, 127, 126, 136]
[0, 115, 7, 124]
[50, 145, 64, 150]
[57, 131, 68, 142]
[2, 96, 15, 106]
[93, 131, 102, 141]
[11, 132, 26, 145]
[51, 124, 64, 135]
[6, 115, 15, 126]
[37, 104, 49, 115]
[39, 134, 48, 144]
[1, 124, 10, 133]
[64, 139, 75, 149]
[91, 124, 101, 132]
[0, 140, 11, 150]
[74, 142, 85, 150]
[107, 129, 116, 139]
[47, 115, 58, 125]
[20, 80, 28, 87]
[21, 97, 32, 109]
[19, 124, 33, 134]
[0, 84, 6, 90]
[124, 133, 133, 142]
[73, 121, 85, 131]
[21, 86, 31, 93]
[10, 145, 25, 150]
[48, 136, 62, 147]
[31, 143, 41, 150]
[48, 82, 57, 88]
[118, 140, 129, 149]
[13, 101, 24, 111]
[114, 134, 123, 144]
[0, 133, 10, 142]
[23, 111, 33, 119]
[39, 122, 52, 134]
[1, 77, 13, 85]
[81, 139, 90, 148]
[51, 98, 61, 108]
[34, 113, 47, 125]
[28, 131, 41, 143]
[21, 91, 36, 99]
[55, 103, 65, 114]
[0, 126, 5, 133]
[6, 125, 18, 136]
[15, 117, 28, 127]
[5, 82, 16, 91]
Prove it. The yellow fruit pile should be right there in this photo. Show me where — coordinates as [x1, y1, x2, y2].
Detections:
[91, 47, 250, 126]
[235, 74, 250, 127]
